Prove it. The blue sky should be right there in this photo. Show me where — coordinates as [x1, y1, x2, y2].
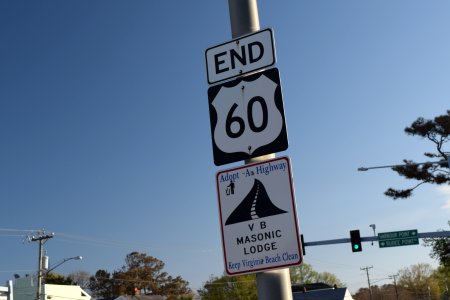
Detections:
[1, 0, 449, 294]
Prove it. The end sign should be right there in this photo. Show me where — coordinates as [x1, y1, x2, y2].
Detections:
[205, 28, 275, 84]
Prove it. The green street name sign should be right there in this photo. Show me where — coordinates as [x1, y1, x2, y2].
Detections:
[378, 229, 419, 248]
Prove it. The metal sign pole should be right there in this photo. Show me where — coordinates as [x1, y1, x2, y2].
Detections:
[227, 1, 293, 299]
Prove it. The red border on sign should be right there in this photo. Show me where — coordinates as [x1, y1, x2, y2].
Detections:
[215, 156, 303, 276]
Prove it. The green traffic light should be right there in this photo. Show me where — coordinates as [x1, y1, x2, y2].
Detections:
[350, 230, 362, 252]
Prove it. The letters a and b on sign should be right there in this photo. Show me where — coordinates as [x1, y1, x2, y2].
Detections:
[208, 68, 288, 166]
[205, 28, 276, 85]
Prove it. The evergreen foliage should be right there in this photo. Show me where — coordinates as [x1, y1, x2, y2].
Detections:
[88, 252, 192, 299]
[197, 274, 257, 300]
[385, 110, 450, 199]
[290, 263, 344, 287]
[44, 272, 74, 285]
[423, 221, 450, 268]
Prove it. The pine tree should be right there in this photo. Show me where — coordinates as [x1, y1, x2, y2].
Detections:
[385, 110, 450, 199]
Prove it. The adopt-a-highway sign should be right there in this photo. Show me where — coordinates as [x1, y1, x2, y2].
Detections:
[216, 156, 302, 275]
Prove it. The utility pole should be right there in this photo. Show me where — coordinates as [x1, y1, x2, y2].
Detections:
[227, 1, 292, 299]
[388, 274, 399, 300]
[361, 266, 373, 300]
[29, 230, 54, 300]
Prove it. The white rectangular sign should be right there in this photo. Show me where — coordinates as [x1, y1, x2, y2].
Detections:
[205, 28, 276, 84]
[216, 156, 302, 275]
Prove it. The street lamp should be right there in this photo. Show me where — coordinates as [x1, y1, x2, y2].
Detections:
[45, 256, 83, 275]
[357, 160, 448, 172]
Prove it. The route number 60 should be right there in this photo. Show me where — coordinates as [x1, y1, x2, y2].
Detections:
[208, 68, 288, 166]
[226, 97, 268, 138]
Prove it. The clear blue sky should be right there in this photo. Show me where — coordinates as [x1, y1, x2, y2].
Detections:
[1, 0, 449, 295]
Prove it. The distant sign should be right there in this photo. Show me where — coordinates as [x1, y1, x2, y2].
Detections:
[216, 156, 302, 275]
[205, 28, 276, 84]
[208, 68, 288, 166]
[378, 229, 419, 248]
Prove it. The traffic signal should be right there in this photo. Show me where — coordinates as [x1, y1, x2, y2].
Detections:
[350, 230, 362, 252]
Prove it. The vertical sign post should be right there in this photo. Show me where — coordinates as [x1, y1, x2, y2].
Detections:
[227, 1, 293, 299]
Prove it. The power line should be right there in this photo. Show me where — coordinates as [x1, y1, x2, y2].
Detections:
[0, 269, 35, 273]
[0, 228, 38, 233]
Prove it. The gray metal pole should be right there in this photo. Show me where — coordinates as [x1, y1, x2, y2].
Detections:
[228, 0, 260, 38]
[246, 156, 293, 300]
[227, 1, 293, 299]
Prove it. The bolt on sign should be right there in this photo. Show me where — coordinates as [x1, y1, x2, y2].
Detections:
[216, 156, 302, 275]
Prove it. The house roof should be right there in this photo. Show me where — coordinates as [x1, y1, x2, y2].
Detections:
[114, 295, 163, 300]
[293, 287, 354, 300]
[292, 283, 335, 292]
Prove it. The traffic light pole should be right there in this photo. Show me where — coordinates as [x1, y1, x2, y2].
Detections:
[227, 1, 293, 299]
[301, 231, 450, 249]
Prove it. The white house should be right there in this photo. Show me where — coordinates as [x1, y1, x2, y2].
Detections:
[293, 286, 355, 300]
[43, 284, 91, 300]
[6, 277, 90, 300]
[0, 281, 13, 300]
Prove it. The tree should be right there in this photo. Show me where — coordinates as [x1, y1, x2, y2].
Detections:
[354, 263, 448, 299]
[198, 274, 257, 300]
[160, 276, 192, 300]
[423, 221, 450, 267]
[290, 263, 344, 287]
[397, 263, 440, 299]
[88, 269, 114, 298]
[289, 263, 319, 284]
[432, 266, 450, 299]
[118, 251, 168, 295]
[385, 110, 450, 199]
[354, 284, 414, 300]
[316, 271, 345, 287]
[423, 221, 450, 298]
[89, 252, 191, 299]
[198, 264, 344, 299]
[67, 271, 90, 289]
[44, 272, 73, 285]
